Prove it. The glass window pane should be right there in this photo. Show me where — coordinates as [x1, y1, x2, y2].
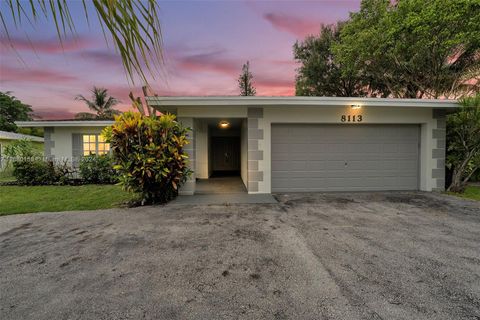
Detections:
[104, 144, 110, 151]
[83, 135, 89, 143]
[98, 135, 105, 143]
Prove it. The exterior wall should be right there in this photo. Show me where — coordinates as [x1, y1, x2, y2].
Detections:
[240, 119, 248, 188]
[48, 126, 105, 163]
[176, 107, 247, 119]
[178, 117, 195, 195]
[247, 108, 265, 193]
[262, 106, 440, 193]
[432, 109, 447, 191]
[195, 119, 209, 179]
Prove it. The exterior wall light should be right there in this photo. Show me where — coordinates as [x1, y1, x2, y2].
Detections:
[351, 104, 362, 109]
[219, 120, 230, 129]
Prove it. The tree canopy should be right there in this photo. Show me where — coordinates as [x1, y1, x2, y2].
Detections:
[295, 0, 480, 98]
[294, 23, 365, 97]
[446, 94, 480, 192]
[0, 91, 33, 132]
[75, 87, 120, 120]
[238, 61, 256, 96]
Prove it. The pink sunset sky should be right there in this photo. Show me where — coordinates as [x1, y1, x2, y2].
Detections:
[0, 1, 361, 119]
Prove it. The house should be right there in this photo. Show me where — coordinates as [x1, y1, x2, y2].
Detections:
[0, 130, 44, 168]
[16, 96, 457, 194]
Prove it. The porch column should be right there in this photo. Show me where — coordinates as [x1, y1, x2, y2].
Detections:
[178, 117, 196, 195]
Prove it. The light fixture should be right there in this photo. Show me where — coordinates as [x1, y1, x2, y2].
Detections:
[219, 120, 230, 129]
[351, 104, 362, 109]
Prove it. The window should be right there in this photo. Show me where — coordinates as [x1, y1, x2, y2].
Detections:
[82, 134, 110, 156]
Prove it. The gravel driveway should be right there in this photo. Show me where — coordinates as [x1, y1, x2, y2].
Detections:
[1, 192, 479, 320]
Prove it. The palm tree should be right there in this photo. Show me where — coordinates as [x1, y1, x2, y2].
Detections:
[1, 0, 163, 84]
[75, 87, 120, 120]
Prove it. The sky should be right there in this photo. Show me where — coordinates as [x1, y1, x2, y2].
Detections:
[0, 0, 361, 119]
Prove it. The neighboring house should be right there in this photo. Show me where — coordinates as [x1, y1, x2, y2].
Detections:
[17, 96, 456, 194]
[0, 130, 44, 168]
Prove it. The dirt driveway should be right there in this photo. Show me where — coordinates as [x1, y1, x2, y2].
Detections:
[1, 192, 479, 320]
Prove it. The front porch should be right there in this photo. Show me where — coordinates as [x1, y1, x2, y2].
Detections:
[178, 109, 264, 195]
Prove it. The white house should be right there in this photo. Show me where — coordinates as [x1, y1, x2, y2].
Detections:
[17, 96, 456, 194]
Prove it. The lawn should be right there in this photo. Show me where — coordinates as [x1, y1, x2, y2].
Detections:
[448, 185, 480, 201]
[0, 185, 135, 216]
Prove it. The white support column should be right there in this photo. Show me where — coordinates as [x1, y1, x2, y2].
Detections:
[178, 117, 196, 195]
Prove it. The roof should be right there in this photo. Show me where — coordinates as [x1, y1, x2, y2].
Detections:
[15, 120, 114, 128]
[0, 130, 44, 142]
[146, 96, 458, 109]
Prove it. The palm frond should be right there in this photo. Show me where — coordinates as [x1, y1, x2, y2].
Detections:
[1, 0, 163, 84]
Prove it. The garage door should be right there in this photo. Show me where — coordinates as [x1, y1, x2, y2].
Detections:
[271, 124, 419, 192]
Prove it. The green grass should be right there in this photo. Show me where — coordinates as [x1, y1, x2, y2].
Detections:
[448, 185, 480, 201]
[0, 185, 136, 216]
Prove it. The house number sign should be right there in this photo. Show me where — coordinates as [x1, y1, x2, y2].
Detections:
[341, 114, 363, 122]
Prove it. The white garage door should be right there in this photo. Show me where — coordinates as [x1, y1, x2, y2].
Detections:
[271, 124, 420, 192]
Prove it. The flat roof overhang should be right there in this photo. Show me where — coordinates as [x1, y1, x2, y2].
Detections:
[15, 120, 114, 128]
[146, 96, 458, 109]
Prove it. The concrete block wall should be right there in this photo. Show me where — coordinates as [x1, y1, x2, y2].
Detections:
[432, 109, 446, 191]
[247, 108, 264, 193]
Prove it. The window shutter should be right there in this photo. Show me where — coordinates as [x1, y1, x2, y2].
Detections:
[72, 134, 83, 167]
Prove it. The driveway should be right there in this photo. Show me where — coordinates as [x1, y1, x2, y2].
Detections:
[0, 192, 479, 320]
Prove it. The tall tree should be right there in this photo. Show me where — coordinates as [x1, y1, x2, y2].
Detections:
[333, 0, 480, 98]
[0, 91, 33, 132]
[294, 23, 366, 97]
[1, 0, 163, 84]
[238, 61, 256, 96]
[75, 87, 120, 120]
[446, 94, 480, 193]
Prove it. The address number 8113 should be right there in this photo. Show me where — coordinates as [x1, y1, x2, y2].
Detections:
[341, 115, 363, 122]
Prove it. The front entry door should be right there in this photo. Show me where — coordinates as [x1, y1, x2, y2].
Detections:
[211, 137, 240, 172]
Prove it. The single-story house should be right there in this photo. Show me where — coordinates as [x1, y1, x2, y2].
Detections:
[17, 96, 457, 194]
[0, 130, 44, 168]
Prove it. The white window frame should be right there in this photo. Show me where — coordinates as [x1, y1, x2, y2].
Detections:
[82, 134, 110, 156]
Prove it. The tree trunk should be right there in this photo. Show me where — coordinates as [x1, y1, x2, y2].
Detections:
[447, 168, 467, 193]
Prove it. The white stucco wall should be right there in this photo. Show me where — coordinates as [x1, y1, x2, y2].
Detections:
[49, 126, 105, 163]
[240, 119, 248, 188]
[44, 104, 443, 194]
[262, 106, 437, 193]
[195, 119, 209, 179]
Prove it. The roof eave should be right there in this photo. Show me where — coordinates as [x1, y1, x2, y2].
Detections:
[146, 96, 458, 109]
[15, 120, 114, 128]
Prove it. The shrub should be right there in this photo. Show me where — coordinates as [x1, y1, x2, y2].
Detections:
[446, 94, 480, 193]
[103, 111, 192, 204]
[79, 154, 118, 184]
[13, 160, 60, 185]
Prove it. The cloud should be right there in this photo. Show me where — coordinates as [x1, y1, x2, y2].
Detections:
[175, 50, 239, 76]
[263, 13, 321, 37]
[0, 36, 94, 54]
[255, 76, 295, 96]
[31, 108, 76, 120]
[0, 65, 77, 83]
[79, 50, 122, 66]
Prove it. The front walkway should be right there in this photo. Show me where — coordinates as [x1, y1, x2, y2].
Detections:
[195, 177, 247, 194]
[177, 176, 276, 204]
